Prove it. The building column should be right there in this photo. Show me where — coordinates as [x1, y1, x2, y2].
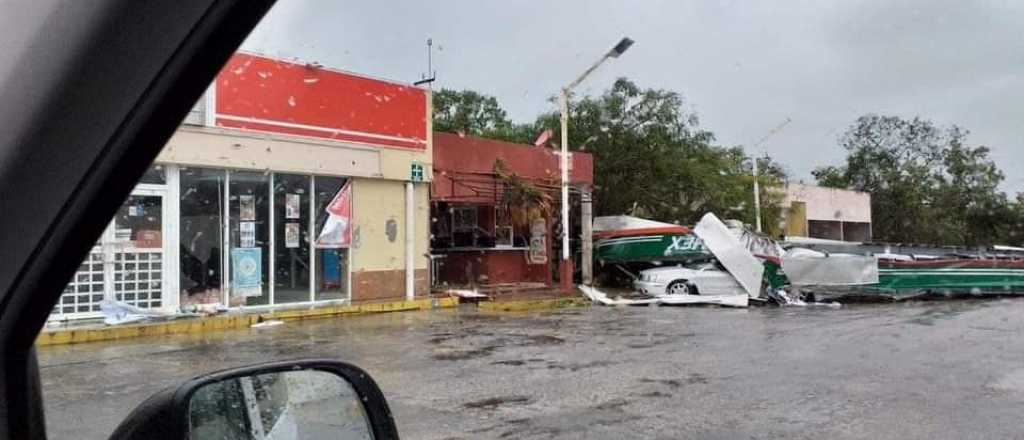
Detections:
[405, 182, 415, 301]
[581, 190, 593, 285]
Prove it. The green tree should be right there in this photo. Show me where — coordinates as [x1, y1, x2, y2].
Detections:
[813, 114, 1016, 246]
[435, 80, 788, 233]
[432, 89, 534, 142]
[530, 78, 787, 233]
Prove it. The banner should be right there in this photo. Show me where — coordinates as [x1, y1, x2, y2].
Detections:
[231, 247, 262, 297]
[315, 181, 352, 248]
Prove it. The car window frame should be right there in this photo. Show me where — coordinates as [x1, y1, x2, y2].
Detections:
[0, 1, 276, 438]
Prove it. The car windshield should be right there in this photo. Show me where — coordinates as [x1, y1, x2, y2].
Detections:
[37, 1, 1024, 439]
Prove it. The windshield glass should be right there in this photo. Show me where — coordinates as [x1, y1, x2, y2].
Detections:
[37, 1, 1024, 439]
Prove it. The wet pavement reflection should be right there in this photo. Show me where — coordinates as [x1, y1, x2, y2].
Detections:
[39, 299, 1024, 439]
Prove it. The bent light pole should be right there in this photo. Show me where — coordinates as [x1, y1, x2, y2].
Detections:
[558, 37, 633, 291]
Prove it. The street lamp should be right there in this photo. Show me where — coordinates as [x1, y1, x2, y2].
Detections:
[558, 37, 633, 290]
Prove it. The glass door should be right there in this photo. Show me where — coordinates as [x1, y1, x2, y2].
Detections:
[109, 190, 166, 310]
[52, 185, 173, 320]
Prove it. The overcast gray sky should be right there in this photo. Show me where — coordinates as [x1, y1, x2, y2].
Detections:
[242, 0, 1024, 191]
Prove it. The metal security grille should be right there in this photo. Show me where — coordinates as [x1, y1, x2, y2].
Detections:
[52, 248, 105, 318]
[113, 250, 163, 309]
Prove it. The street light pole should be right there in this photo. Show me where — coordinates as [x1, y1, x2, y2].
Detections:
[753, 156, 761, 233]
[560, 88, 570, 263]
[558, 37, 633, 292]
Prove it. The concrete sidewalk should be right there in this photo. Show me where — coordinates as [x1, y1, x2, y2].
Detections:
[38, 294, 589, 346]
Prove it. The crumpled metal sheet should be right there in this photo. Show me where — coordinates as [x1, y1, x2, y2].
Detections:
[782, 252, 879, 286]
[693, 213, 764, 297]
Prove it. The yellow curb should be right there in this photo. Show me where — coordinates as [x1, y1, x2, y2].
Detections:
[261, 297, 458, 322]
[477, 297, 589, 312]
[37, 297, 460, 346]
[36, 314, 258, 347]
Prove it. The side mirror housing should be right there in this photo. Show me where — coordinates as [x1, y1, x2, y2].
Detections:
[109, 359, 398, 440]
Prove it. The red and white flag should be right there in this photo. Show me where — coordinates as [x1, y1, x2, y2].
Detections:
[315, 181, 353, 248]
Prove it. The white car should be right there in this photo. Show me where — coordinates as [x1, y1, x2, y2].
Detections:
[633, 262, 745, 296]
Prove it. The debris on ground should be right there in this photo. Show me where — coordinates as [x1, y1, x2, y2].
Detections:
[579, 285, 747, 308]
[448, 289, 488, 299]
[250, 319, 284, 329]
[100, 300, 197, 326]
[765, 288, 841, 308]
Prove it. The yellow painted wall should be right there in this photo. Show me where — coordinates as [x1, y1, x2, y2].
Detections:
[350, 178, 430, 272]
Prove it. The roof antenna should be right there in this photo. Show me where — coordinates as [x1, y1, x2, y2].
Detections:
[414, 37, 437, 88]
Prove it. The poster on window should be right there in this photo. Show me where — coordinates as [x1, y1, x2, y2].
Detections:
[285, 222, 300, 248]
[240, 221, 256, 248]
[528, 218, 547, 264]
[239, 195, 255, 221]
[231, 247, 262, 297]
[286, 193, 300, 219]
[316, 180, 353, 248]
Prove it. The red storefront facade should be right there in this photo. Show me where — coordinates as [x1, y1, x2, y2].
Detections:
[430, 132, 593, 288]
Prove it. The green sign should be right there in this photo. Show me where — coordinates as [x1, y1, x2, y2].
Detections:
[595, 234, 708, 263]
[410, 163, 424, 182]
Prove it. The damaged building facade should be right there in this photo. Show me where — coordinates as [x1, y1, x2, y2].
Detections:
[430, 133, 593, 289]
[52, 53, 431, 321]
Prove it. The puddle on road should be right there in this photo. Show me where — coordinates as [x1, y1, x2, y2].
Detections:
[432, 345, 500, 361]
[905, 300, 999, 326]
[521, 334, 565, 346]
[639, 373, 709, 387]
[463, 395, 533, 409]
[491, 358, 546, 367]
[636, 390, 673, 398]
[592, 397, 629, 410]
[990, 369, 1024, 394]
[546, 360, 615, 371]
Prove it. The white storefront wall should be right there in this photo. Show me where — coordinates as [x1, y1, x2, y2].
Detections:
[50, 163, 359, 321]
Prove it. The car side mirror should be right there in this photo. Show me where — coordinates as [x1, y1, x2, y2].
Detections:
[109, 359, 399, 440]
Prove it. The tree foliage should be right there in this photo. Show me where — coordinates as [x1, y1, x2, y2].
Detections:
[813, 114, 1016, 245]
[432, 89, 534, 142]
[435, 79, 788, 234]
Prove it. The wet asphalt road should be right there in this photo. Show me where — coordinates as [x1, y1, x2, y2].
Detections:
[38, 299, 1024, 439]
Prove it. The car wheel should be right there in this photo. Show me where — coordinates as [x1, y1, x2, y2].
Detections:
[666, 280, 697, 295]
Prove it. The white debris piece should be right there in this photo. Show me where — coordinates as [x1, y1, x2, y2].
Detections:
[251, 320, 284, 328]
[579, 285, 658, 305]
[579, 286, 747, 308]
[769, 288, 841, 308]
[659, 293, 748, 307]
[693, 213, 764, 297]
[448, 289, 488, 299]
[99, 300, 178, 326]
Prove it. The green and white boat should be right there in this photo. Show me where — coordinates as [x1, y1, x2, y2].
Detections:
[593, 216, 704, 263]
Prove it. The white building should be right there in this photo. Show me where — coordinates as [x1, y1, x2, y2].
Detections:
[782, 183, 872, 242]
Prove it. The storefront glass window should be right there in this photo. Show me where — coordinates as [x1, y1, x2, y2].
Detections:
[273, 173, 311, 304]
[229, 170, 270, 306]
[314, 176, 349, 301]
[179, 167, 225, 307]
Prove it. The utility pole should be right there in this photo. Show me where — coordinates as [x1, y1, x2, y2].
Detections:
[751, 117, 791, 233]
